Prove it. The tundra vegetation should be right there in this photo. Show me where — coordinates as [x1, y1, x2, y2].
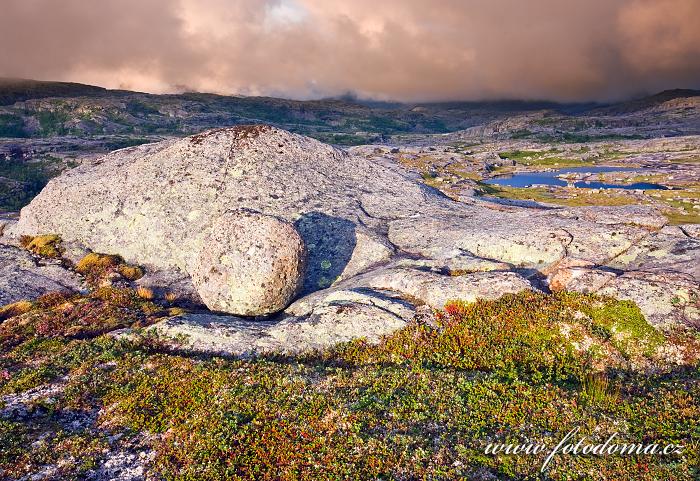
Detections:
[0, 250, 698, 479]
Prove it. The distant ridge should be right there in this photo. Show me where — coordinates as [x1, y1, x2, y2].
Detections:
[2, 77, 696, 110]
[0, 78, 113, 106]
[0, 78, 698, 143]
[592, 89, 700, 115]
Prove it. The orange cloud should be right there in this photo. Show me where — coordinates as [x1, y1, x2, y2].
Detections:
[0, 0, 697, 101]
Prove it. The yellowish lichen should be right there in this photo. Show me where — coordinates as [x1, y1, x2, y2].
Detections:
[20, 234, 64, 258]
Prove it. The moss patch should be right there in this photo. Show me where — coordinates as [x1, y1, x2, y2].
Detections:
[20, 234, 64, 258]
[588, 299, 665, 358]
[75, 252, 144, 286]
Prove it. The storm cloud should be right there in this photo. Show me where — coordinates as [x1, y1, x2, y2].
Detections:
[1, 0, 699, 101]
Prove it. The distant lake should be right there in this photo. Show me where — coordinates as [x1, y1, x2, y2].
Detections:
[484, 166, 668, 190]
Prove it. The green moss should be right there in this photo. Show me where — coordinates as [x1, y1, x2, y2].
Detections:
[588, 299, 665, 358]
[20, 234, 64, 258]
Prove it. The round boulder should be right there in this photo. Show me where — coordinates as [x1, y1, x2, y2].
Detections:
[191, 211, 306, 316]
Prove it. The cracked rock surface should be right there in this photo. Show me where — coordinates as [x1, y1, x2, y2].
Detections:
[4, 126, 699, 354]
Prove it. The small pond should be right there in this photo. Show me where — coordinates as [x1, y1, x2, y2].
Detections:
[484, 166, 668, 190]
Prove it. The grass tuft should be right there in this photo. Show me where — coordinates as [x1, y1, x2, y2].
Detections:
[117, 264, 145, 281]
[580, 372, 620, 408]
[75, 252, 144, 286]
[0, 300, 33, 321]
[19, 234, 64, 258]
[136, 286, 154, 300]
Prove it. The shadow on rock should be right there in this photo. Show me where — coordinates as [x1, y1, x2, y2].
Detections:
[294, 212, 356, 295]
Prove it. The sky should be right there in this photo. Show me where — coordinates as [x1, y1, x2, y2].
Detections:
[1, 0, 699, 102]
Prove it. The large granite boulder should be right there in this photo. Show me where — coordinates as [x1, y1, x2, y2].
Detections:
[191, 210, 306, 315]
[8, 125, 449, 314]
[10, 126, 438, 273]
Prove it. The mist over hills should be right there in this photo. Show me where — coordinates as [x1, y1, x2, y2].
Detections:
[1, 78, 698, 144]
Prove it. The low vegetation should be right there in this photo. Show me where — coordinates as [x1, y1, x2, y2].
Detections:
[0, 288, 697, 480]
[477, 181, 700, 224]
[497, 150, 592, 168]
[649, 184, 700, 224]
[20, 234, 64, 258]
[479, 183, 636, 207]
[0, 156, 62, 211]
[0, 113, 26, 137]
[75, 252, 144, 286]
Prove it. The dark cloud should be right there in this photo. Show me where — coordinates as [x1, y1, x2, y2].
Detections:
[1, 0, 698, 101]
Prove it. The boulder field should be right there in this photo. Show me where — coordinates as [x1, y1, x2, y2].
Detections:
[2, 125, 698, 355]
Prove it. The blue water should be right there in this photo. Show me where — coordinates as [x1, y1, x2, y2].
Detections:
[484, 166, 668, 190]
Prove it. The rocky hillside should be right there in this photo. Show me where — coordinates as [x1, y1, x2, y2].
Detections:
[2, 79, 698, 144]
[450, 90, 700, 142]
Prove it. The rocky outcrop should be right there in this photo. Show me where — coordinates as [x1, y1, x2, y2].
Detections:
[0, 245, 83, 306]
[147, 288, 415, 356]
[190, 211, 306, 315]
[545, 258, 615, 293]
[547, 226, 700, 328]
[388, 206, 659, 270]
[9, 126, 450, 312]
[5, 125, 698, 354]
[598, 272, 699, 328]
[10, 126, 439, 274]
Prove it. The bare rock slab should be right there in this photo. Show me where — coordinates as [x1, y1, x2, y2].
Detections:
[148, 288, 414, 356]
[0, 245, 83, 305]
